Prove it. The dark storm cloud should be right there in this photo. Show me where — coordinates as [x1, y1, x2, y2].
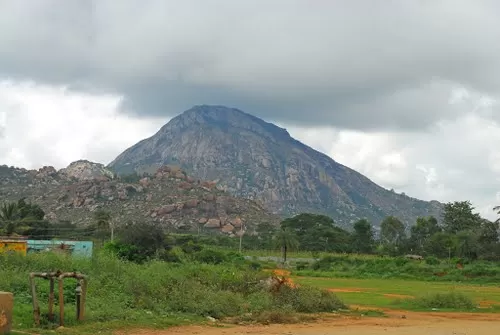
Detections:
[1, 0, 500, 130]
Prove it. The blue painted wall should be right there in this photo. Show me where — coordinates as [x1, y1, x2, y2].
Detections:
[27, 240, 93, 258]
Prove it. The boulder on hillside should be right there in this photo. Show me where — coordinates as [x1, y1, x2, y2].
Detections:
[157, 205, 176, 215]
[204, 218, 221, 228]
[221, 224, 235, 233]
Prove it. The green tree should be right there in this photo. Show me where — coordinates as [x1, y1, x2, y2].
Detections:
[424, 232, 456, 259]
[351, 219, 375, 254]
[15, 198, 50, 238]
[455, 230, 479, 260]
[410, 216, 441, 254]
[0, 199, 50, 237]
[17, 198, 45, 220]
[379, 216, 406, 255]
[322, 226, 352, 253]
[477, 219, 500, 259]
[442, 201, 482, 234]
[273, 227, 299, 263]
[281, 213, 351, 252]
[478, 219, 499, 244]
[112, 221, 168, 263]
[0, 202, 20, 235]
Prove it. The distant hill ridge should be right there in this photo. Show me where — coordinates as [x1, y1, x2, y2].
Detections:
[0, 160, 279, 234]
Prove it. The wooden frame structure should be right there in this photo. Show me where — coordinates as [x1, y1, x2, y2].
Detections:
[29, 271, 88, 327]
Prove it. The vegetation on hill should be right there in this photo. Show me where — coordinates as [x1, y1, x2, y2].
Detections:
[2, 195, 498, 262]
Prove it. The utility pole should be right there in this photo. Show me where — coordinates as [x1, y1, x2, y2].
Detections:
[239, 223, 245, 254]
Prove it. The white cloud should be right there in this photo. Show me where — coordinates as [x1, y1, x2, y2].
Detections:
[285, 93, 500, 220]
[0, 80, 164, 169]
[2, 1, 500, 129]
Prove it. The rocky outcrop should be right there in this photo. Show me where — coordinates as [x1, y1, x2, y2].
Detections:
[108, 105, 443, 227]
[0, 162, 279, 234]
[59, 160, 114, 181]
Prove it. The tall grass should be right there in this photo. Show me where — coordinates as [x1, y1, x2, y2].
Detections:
[0, 251, 345, 331]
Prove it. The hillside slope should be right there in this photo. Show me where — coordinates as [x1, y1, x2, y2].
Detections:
[0, 161, 279, 234]
[108, 105, 443, 227]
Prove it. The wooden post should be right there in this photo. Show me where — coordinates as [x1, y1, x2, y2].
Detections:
[58, 277, 65, 327]
[79, 279, 88, 321]
[48, 277, 55, 322]
[29, 274, 40, 326]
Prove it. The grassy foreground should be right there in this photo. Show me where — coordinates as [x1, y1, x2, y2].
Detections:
[0, 251, 345, 334]
[295, 276, 500, 311]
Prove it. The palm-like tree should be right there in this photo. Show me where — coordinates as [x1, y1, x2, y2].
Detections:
[273, 228, 299, 263]
[0, 202, 20, 236]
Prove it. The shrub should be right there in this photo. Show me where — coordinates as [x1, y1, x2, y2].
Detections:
[191, 249, 228, 264]
[410, 292, 475, 310]
[424, 256, 440, 265]
[180, 241, 204, 254]
[295, 261, 310, 270]
[272, 285, 346, 313]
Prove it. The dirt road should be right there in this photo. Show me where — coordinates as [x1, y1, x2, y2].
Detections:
[121, 311, 500, 335]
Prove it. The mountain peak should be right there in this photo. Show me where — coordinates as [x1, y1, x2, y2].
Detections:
[108, 106, 443, 226]
[160, 105, 291, 140]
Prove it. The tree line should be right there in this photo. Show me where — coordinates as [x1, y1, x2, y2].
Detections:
[1, 197, 499, 262]
[261, 201, 500, 261]
[0, 198, 96, 239]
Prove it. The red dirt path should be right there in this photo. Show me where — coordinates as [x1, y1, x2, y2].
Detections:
[117, 310, 500, 335]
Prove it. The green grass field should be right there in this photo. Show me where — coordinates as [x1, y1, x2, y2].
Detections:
[294, 276, 500, 311]
[3, 246, 500, 335]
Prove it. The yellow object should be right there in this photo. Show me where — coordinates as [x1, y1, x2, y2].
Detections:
[0, 240, 27, 256]
[272, 269, 298, 288]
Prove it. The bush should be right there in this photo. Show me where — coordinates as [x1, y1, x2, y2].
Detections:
[295, 261, 310, 271]
[191, 249, 228, 264]
[0, 251, 346, 328]
[424, 256, 440, 265]
[272, 285, 346, 313]
[180, 241, 204, 254]
[157, 247, 183, 263]
[410, 292, 475, 310]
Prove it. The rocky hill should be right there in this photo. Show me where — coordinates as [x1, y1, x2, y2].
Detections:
[109, 105, 443, 227]
[0, 161, 280, 235]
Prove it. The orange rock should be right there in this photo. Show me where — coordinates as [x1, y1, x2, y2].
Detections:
[222, 224, 235, 233]
[184, 199, 199, 208]
[204, 218, 221, 228]
[231, 217, 243, 228]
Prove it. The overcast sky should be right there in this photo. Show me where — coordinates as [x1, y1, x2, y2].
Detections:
[1, 0, 500, 219]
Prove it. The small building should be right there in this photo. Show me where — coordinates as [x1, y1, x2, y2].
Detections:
[27, 240, 93, 258]
[0, 240, 28, 256]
